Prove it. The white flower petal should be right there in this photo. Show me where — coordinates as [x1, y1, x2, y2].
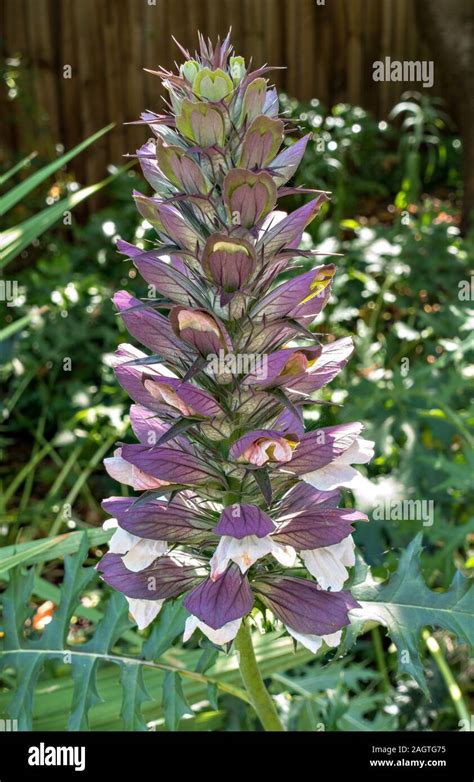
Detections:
[122, 538, 167, 572]
[337, 536, 356, 567]
[301, 536, 355, 591]
[108, 525, 141, 555]
[285, 626, 323, 653]
[323, 630, 342, 647]
[103, 518, 118, 531]
[271, 541, 297, 567]
[302, 462, 360, 491]
[209, 537, 233, 579]
[104, 450, 134, 485]
[126, 597, 164, 630]
[183, 615, 242, 645]
[211, 535, 275, 576]
[301, 435, 375, 491]
[335, 437, 375, 465]
[285, 626, 342, 653]
[183, 615, 199, 643]
[104, 448, 165, 491]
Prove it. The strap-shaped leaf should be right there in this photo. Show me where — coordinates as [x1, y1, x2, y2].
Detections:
[0, 528, 111, 577]
[0, 124, 114, 215]
[0, 165, 129, 269]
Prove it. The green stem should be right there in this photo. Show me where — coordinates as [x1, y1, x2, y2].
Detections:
[234, 619, 285, 731]
[422, 629, 470, 726]
[371, 626, 391, 692]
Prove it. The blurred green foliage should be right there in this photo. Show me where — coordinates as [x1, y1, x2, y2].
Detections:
[0, 93, 473, 731]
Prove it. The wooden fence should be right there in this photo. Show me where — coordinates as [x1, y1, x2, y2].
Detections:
[1, 0, 434, 183]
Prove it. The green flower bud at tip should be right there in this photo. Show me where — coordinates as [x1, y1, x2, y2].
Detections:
[193, 67, 234, 103]
[229, 56, 246, 84]
[180, 59, 200, 83]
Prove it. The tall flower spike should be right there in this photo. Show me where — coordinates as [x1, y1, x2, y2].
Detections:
[100, 33, 374, 658]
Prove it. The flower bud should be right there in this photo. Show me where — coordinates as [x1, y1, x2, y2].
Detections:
[192, 67, 234, 102]
[229, 55, 246, 84]
[180, 59, 200, 83]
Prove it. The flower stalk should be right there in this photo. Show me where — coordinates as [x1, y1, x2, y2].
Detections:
[234, 619, 285, 731]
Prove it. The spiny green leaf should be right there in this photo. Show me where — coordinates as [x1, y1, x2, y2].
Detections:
[120, 665, 152, 731]
[0, 631, 312, 730]
[1, 564, 35, 650]
[347, 534, 474, 694]
[40, 534, 95, 649]
[162, 671, 193, 731]
[0, 567, 42, 728]
[68, 592, 131, 730]
[5, 654, 44, 730]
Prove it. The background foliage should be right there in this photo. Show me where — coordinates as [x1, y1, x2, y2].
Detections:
[1, 91, 473, 731]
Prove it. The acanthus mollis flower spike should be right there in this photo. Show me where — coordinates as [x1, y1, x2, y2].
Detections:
[100, 32, 374, 665]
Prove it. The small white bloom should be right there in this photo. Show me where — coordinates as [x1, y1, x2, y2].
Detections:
[302, 436, 375, 491]
[286, 626, 342, 654]
[183, 615, 242, 645]
[301, 536, 355, 591]
[126, 597, 164, 630]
